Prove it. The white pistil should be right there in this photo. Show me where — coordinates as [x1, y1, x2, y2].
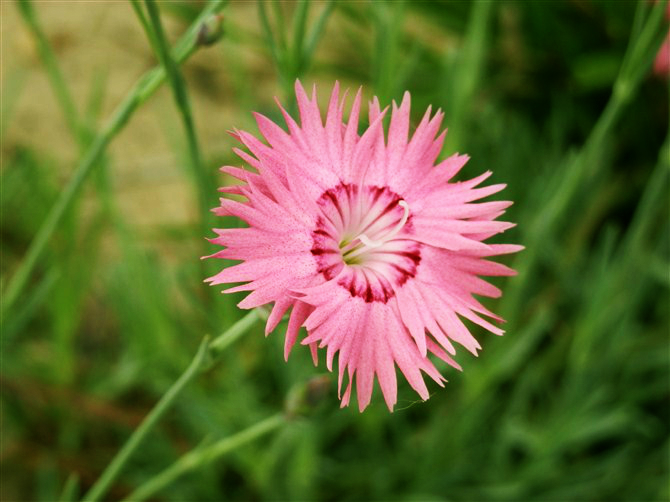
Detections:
[343, 201, 410, 262]
[358, 200, 410, 248]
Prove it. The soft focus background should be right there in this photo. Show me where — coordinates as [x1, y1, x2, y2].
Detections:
[2, 1, 669, 501]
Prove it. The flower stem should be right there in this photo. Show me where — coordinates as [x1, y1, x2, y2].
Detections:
[443, 0, 493, 154]
[209, 308, 261, 356]
[15, 0, 82, 142]
[129, 0, 160, 56]
[81, 309, 260, 502]
[502, 0, 668, 323]
[121, 413, 286, 502]
[0, 0, 225, 323]
[143, 0, 212, 226]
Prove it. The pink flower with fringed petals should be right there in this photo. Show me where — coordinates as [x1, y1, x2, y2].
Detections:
[206, 81, 522, 412]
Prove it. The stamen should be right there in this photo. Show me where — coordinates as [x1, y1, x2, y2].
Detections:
[357, 200, 409, 248]
[343, 201, 410, 262]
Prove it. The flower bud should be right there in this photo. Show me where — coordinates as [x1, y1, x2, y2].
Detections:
[285, 375, 331, 418]
[197, 14, 224, 47]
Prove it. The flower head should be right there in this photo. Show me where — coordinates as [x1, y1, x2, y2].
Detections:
[206, 81, 522, 411]
[653, 4, 670, 77]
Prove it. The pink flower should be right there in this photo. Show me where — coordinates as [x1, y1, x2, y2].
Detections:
[206, 81, 522, 412]
[655, 38, 670, 76]
[653, 5, 670, 77]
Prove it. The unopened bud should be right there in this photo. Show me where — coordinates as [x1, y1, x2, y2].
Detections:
[285, 375, 331, 418]
[197, 14, 225, 47]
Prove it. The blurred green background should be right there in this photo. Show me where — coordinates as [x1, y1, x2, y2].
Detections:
[2, 0, 669, 501]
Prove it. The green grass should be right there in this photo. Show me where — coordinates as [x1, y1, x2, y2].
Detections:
[2, 1, 668, 501]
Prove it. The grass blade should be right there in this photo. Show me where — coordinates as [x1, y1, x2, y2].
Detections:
[16, 0, 82, 141]
[1, 0, 226, 320]
[122, 413, 285, 502]
[143, 0, 212, 225]
[81, 309, 260, 502]
[302, 0, 335, 74]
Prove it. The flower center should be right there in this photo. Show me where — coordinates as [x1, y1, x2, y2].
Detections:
[340, 200, 410, 264]
[311, 184, 421, 303]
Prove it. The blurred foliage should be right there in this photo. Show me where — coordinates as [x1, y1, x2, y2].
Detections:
[2, 0, 668, 501]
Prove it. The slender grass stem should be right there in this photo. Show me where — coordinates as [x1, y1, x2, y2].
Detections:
[58, 473, 80, 502]
[502, 0, 668, 323]
[121, 413, 286, 502]
[444, 0, 493, 154]
[209, 308, 261, 355]
[129, 0, 159, 56]
[81, 309, 260, 502]
[371, 1, 405, 105]
[272, 1, 288, 56]
[18, 0, 117, 224]
[620, 136, 670, 255]
[16, 0, 82, 141]
[566, 136, 669, 373]
[257, 0, 334, 105]
[82, 338, 211, 502]
[258, 2, 282, 83]
[143, 0, 211, 221]
[292, 0, 309, 75]
[0, 0, 225, 320]
[302, 1, 335, 75]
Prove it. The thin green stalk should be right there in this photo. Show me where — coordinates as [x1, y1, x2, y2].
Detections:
[272, 1, 288, 56]
[502, 0, 669, 323]
[302, 1, 335, 74]
[0, 0, 225, 320]
[618, 0, 668, 86]
[129, 0, 159, 55]
[530, 0, 667, 237]
[18, 0, 113, 264]
[292, 0, 309, 75]
[58, 473, 79, 502]
[258, 1, 283, 87]
[566, 138, 669, 374]
[629, 0, 651, 47]
[371, 1, 405, 105]
[257, 0, 334, 105]
[258, 1, 279, 66]
[144, 0, 211, 221]
[209, 308, 261, 355]
[443, 0, 493, 153]
[620, 136, 670, 255]
[122, 413, 286, 502]
[82, 309, 260, 502]
[82, 338, 211, 502]
[2, 269, 59, 345]
[16, 0, 82, 141]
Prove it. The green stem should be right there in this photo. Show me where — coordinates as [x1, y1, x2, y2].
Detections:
[371, 1, 405, 105]
[82, 338, 210, 502]
[58, 473, 80, 502]
[620, 135, 670, 258]
[16, 0, 82, 142]
[0, 0, 225, 320]
[144, 0, 211, 221]
[81, 309, 260, 502]
[502, 1, 668, 323]
[209, 308, 261, 355]
[302, 0, 335, 75]
[291, 0, 309, 76]
[258, 1, 283, 89]
[129, 0, 159, 55]
[18, 0, 119, 282]
[444, 0, 493, 153]
[122, 413, 286, 502]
